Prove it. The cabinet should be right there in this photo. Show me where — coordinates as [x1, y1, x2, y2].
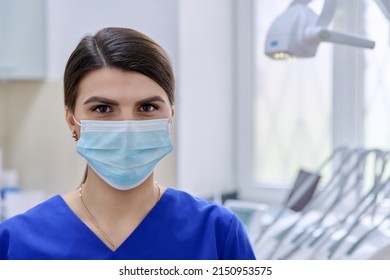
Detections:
[0, 0, 45, 80]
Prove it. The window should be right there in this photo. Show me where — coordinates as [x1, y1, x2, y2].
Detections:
[236, 0, 390, 205]
[364, 0, 390, 149]
[254, 0, 332, 186]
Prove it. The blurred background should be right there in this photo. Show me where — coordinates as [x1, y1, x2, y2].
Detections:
[1, 0, 390, 250]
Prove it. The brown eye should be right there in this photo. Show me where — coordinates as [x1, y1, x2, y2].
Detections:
[92, 105, 112, 113]
[140, 104, 158, 112]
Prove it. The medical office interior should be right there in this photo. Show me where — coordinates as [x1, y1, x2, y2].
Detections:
[1, 0, 390, 259]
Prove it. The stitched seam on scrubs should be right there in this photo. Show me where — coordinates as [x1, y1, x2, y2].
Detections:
[220, 213, 236, 259]
[0, 228, 11, 259]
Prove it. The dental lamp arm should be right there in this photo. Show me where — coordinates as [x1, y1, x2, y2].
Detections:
[290, 0, 337, 26]
[305, 27, 376, 49]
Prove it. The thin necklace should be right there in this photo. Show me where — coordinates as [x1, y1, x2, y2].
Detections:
[78, 182, 161, 250]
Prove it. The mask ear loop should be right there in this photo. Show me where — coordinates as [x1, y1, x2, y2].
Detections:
[73, 115, 82, 126]
[71, 115, 90, 185]
[168, 118, 173, 133]
[71, 115, 81, 141]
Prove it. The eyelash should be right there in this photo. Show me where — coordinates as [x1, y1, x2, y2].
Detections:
[139, 103, 159, 112]
[91, 105, 112, 113]
[90, 104, 159, 114]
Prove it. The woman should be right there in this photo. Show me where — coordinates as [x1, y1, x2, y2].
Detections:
[0, 27, 255, 259]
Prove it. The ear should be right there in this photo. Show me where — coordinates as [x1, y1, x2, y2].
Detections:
[169, 105, 175, 121]
[65, 107, 78, 133]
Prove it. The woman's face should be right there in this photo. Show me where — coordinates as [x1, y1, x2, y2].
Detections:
[66, 67, 174, 135]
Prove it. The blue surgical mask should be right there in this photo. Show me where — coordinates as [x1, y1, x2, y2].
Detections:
[74, 118, 173, 190]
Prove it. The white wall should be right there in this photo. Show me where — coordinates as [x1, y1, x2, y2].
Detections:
[177, 0, 235, 198]
[46, 0, 179, 80]
[0, 81, 82, 195]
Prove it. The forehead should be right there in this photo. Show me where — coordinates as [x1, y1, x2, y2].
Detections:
[77, 68, 168, 103]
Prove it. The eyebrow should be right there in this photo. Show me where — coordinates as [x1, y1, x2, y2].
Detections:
[83, 96, 119, 106]
[135, 96, 166, 106]
[83, 95, 166, 106]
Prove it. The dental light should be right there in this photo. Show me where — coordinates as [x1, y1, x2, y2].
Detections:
[265, 0, 376, 60]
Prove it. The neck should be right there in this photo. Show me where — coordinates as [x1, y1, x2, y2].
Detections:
[74, 170, 162, 251]
[81, 168, 159, 217]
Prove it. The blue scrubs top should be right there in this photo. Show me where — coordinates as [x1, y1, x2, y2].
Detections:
[0, 188, 256, 260]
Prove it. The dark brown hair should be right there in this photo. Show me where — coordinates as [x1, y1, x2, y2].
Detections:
[64, 27, 175, 112]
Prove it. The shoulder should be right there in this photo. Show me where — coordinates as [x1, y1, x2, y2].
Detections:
[0, 195, 86, 260]
[162, 188, 256, 259]
[163, 188, 235, 222]
[164, 188, 228, 209]
[0, 195, 65, 259]
[0, 195, 64, 232]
